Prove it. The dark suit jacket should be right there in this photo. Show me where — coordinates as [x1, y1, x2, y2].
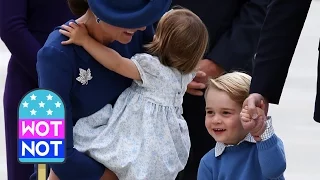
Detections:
[167, 0, 270, 74]
[248, 0, 316, 119]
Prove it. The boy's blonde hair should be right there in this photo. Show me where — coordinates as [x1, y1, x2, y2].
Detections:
[145, 7, 209, 74]
[205, 72, 252, 104]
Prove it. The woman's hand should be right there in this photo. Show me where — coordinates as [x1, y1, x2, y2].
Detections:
[59, 22, 90, 46]
[100, 168, 119, 180]
[47, 168, 119, 180]
[47, 168, 60, 180]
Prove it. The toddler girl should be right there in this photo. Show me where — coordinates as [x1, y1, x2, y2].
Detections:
[59, 8, 208, 180]
[198, 72, 286, 180]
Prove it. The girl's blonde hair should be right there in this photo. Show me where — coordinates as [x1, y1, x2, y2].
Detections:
[205, 72, 252, 104]
[145, 7, 209, 74]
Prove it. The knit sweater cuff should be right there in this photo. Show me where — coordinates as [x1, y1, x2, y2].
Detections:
[260, 116, 274, 141]
[256, 134, 278, 150]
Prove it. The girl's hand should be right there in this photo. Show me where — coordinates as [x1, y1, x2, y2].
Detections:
[59, 22, 89, 46]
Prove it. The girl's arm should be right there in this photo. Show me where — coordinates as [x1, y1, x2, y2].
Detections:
[83, 35, 141, 80]
[256, 118, 286, 179]
[60, 22, 141, 80]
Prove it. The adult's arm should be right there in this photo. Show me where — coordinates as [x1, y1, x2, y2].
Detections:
[37, 46, 105, 179]
[0, 0, 41, 81]
[249, 0, 312, 104]
[206, 0, 270, 73]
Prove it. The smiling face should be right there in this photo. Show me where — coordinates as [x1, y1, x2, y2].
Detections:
[80, 9, 147, 45]
[98, 21, 146, 44]
[205, 87, 248, 145]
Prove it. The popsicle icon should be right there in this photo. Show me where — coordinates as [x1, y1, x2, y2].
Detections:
[17, 89, 66, 179]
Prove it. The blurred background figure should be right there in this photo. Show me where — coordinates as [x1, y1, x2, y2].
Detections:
[0, 0, 75, 179]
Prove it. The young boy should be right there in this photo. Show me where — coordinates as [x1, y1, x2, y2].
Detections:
[198, 72, 286, 180]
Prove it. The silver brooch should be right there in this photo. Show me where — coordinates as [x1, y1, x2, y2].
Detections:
[76, 68, 93, 85]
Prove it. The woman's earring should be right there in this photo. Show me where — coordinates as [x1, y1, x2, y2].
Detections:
[96, 18, 101, 24]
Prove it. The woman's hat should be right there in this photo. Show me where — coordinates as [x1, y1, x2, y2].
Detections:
[87, 0, 172, 29]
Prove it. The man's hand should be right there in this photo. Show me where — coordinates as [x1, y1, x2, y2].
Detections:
[186, 59, 224, 96]
[242, 93, 269, 119]
[187, 71, 206, 96]
[200, 59, 224, 76]
[240, 105, 267, 141]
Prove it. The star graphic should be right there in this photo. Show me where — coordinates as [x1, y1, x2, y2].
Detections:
[39, 101, 45, 108]
[46, 109, 53, 115]
[46, 94, 53, 101]
[30, 109, 37, 115]
[22, 101, 29, 108]
[30, 94, 37, 100]
[55, 101, 61, 108]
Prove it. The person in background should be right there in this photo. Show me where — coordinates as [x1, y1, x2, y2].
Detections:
[243, 0, 313, 124]
[154, 1, 271, 179]
[0, 0, 74, 179]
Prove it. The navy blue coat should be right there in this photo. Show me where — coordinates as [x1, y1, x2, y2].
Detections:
[35, 21, 154, 179]
[249, 1, 314, 118]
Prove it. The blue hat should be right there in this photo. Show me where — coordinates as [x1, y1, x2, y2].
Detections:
[87, 0, 172, 29]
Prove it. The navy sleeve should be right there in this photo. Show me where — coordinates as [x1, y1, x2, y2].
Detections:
[37, 46, 105, 180]
[206, 0, 269, 73]
[0, 0, 41, 81]
[249, 0, 312, 104]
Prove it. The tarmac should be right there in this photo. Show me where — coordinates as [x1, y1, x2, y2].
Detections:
[0, 1, 320, 179]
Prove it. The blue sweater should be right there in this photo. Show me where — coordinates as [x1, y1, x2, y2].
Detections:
[36, 20, 154, 180]
[197, 134, 286, 180]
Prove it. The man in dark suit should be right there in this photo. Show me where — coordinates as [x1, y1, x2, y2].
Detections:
[243, 0, 314, 124]
[154, 1, 270, 179]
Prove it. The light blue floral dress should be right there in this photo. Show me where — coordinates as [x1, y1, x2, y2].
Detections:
[73, 53, 193, 180]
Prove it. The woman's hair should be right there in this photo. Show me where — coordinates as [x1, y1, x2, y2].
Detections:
[67, 0, 89, 16]
[145, 7, 209, 74]
[205, 72, 252, 104]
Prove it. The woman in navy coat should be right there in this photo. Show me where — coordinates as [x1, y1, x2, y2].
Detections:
[0, 0, 74, 179]
[34, 0, 170, 179]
